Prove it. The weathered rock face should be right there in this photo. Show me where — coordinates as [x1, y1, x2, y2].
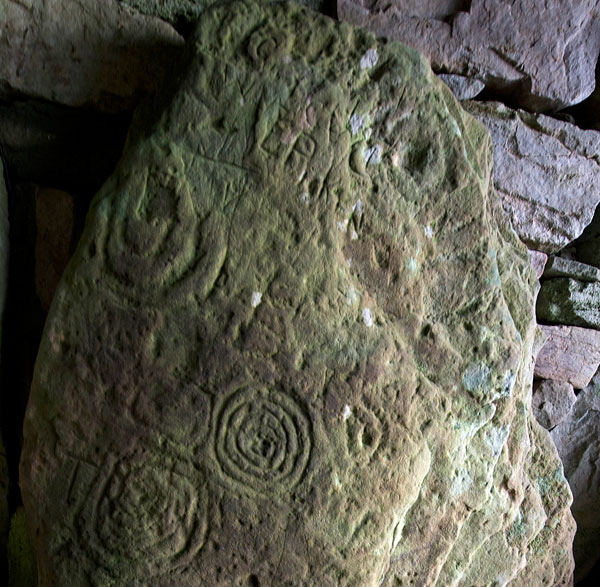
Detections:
[537, 279, 600, 329]
[20, 1, 575, 585]
[532, 379, 576, 431]
[338, 0, 600, 112]
[552, 372, 600, 582]
[462, 101, 600, 254]
[0, 0, 183, 112]
[534, 325, 600, 390]
[544, 256, 600, 282]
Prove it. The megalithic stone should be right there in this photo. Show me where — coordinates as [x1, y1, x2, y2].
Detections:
[19, 1, 575, 585]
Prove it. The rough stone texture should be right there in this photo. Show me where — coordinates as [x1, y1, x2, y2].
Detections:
[544, 255, 600, 282]
[0, 0, 184, 112]
[437, 73, 485, 101]
[0, 99, 129, 193]
[120, 0, 336, 25]
[337, 0, 600, 112]
[34, 188, 74, 313]
[552, 372, 600, 582]
[20, 2, 575, 585]
[537, 279, 600, 330]
[534, 325, 600, 389]
[529, 250, 548, 279]
[462, 100, 600, 254]
[532, 379, 576, 431]
[7, 507, 36, 587]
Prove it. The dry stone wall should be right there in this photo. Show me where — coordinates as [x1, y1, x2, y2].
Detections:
[1, 0, 600, 584]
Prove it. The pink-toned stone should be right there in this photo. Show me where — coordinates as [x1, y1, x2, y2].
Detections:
[532, 379, 576, 430]
[534, 324, 600, 389]
[529, 250, 548, 279]
[338, 0, 600, 112]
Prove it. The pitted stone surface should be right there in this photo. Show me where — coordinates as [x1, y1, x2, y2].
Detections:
[338, 0, 600, 112]
[20, 2, 575, 585]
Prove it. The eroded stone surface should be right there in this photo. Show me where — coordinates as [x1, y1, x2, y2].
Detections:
[532, 379, 576, 430]
[338, 0, 600, 112]
[537, 279, 600, 329]
[20, 2, 575, 585]
[552, 373, 600, 582]
[534, 324, 600, 389]
[463, 101, 600, 253]
[0, 0, 183, 111]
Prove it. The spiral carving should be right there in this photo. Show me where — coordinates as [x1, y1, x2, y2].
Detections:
[214, 387, 312, 494]
[80, 453, 208, 577]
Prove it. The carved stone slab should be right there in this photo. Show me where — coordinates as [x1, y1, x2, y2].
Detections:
[20, 1, 575, 585]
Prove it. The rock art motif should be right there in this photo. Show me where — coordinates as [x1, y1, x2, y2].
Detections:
[0, 0, 183, 112]
[463, 101, 600, 254]
[20, 1, 575, 585]
[338, 0, 600, 112]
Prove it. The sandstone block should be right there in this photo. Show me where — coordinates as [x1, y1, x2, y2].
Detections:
[532, 379, 576, 430]
[552, 374, 600, 582]
[0, 0, 183, 112]
[544, 255, 600, 282]
[534, 324, 600, 389]
[537, 279, 600, 329]
[463, 101, 600, 253]
[19, 2, 575, 585]
[437, 73, 485, 101]
[338, 0, 600, 112]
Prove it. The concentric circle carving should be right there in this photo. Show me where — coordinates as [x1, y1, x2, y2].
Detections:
[214, 387, 312, 494]
[81, 453, 208, 577]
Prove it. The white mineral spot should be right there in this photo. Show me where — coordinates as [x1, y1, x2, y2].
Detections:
[450, 117, 462, 137]
[350, 113, 364, 135]
[351, 230, 358, 240]
[337, 219, 349, 231]
[391, 152, 401, 167]
[362, 308, 374, 327]
[299, 192, 309, 205]
[360, 48, 379, 70]
[251, 291, 262, 308]
[347, 286, 359, 305]
[406, 258, 418, 273]
[352, 199, 363, 216]
[451, 469, 472, 497]
[239, 97, 245, 106]
[333, 473, 343, 489]
[346, 258, 352, 267]
[462, 362, 492, 394]
[363, 144, 383, 165]
[343, 405, 352, 421]
[424, 225, 434, 238]
[486, 425, 510, 458]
